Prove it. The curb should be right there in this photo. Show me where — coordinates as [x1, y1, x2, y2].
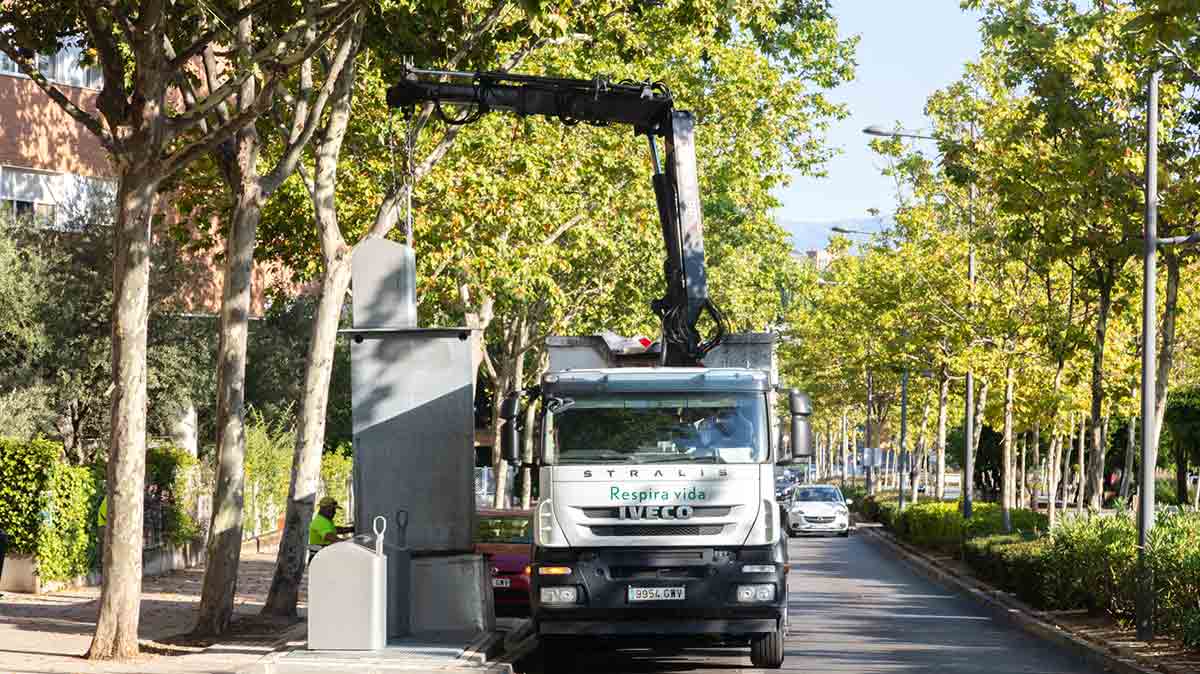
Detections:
[460, 630, 514, 672]
[858, 526, 1163, 674]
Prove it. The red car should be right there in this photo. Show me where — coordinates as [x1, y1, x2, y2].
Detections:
[475, 508, 533, 615]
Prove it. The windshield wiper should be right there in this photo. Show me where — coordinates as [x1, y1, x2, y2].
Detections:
[638, 454, 725, 464]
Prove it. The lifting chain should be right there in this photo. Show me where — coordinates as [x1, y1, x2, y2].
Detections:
[385, 105, 416, 248]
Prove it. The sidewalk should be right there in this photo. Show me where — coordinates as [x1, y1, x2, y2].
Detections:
[0, 550, 306, 674]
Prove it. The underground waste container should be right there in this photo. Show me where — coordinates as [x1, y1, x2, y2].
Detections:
[307, 517, 387, 650]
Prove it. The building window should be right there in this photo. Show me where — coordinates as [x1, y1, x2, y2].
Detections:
[0, 42, 102, 90]
[0, 166, 115, 230]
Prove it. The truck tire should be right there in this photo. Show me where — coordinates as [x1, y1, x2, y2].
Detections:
[749, 628, 785, 668]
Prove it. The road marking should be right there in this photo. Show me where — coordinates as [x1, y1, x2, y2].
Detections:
[887, 613, 991, 620]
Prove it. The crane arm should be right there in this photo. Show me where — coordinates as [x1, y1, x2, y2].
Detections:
[387, 66, 725, 365]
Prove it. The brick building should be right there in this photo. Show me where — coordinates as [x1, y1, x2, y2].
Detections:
[0, 45, 282, 315]
[0, 48, 114, 226]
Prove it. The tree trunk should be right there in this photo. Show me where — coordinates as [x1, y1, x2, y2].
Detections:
[1152, 253, 1181, 455]
[1030, 424, 1040, 510]
[1018, 431, 1026, 510]
[1063, 422, 1074, 508]
[491, 315, 528, 509]
[1047, 435, 1060, 528]
[261, 31, 361, 616]
[520, 397, 538, 509]
[971, 378, 990, 491]
[1076, 414, 1087, 513]
[261, 252, 352, 617]
[1176, 439, 1189, 506]
[936, 367, 949, 500]
[1002, 365, 1014, 532]
[1086, 280, 1113, 510]
[1120, 413, 1137, 501]
[195, 107, 263, 636]
[87, 168, 160, 661]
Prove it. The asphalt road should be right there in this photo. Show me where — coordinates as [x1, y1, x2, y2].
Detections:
[518, 529, 1094, 673]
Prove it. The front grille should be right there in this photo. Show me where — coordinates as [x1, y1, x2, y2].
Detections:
[804, 516, 835, 524]
[580, 506, 733, 518]
[588, 524, 725, 537]
[610, 566, 709, 579]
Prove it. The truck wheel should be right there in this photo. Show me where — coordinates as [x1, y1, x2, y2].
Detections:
[749, 628, 785, 669]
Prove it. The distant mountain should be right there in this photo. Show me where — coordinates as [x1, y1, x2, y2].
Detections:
[775, 214, 896, 250]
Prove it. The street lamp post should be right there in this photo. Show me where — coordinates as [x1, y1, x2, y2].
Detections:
[863, 123, 975, 518]
[898, 369, 909, 511]
[1137, 69, 1159, 642]
[868, 366, 878, 494]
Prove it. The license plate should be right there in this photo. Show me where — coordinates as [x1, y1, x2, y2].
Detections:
[492, 578, 511, 588]
[628, 586, 685, 602]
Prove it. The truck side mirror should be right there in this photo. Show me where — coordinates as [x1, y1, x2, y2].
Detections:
[500, 393, 522, 464]
[788, 389, 813, 460]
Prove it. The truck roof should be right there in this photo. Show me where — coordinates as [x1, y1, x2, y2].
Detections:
[541, 367, 770, 394]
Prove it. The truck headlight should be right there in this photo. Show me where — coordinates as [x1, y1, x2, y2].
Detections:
[736, 584, 776, 602]
[540, 586, 578, 604]
[534, 499, 567, 547]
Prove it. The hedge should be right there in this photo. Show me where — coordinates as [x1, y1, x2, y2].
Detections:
[0, 438, 101, 582]
[861, 493, 1200, 647]
[1, 439, 202, 582]
[0, 437, 61, 553]
[861, 495, 1048, 551]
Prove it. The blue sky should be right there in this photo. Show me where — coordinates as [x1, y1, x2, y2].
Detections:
[775, 2, 984, 251]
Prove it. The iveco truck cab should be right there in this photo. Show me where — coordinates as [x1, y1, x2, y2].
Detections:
[500, 336, 813, 669]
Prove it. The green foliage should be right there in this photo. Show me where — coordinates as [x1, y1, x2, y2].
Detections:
[869, 497, 1048, 551]
[0, 438, 62, 553]
[0, 212, 217, 458]
[244, 409, 296, 536]
[320, 447, 353, 528]
[895, 501, 964, 550]
[146, 445, 200, 546]
[36, 463, 101, 582]
[956, 512, 1200, 644]
[1183, 609, 1200, 650]
[1156, 479, 1179, 505]
[0, 438, 102, 582]
[244, 297, 353, 450]
[962, 533, 1049, 606]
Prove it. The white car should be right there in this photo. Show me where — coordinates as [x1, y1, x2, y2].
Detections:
[785, 484, 851, 537]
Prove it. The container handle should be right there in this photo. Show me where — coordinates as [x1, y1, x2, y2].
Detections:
[372, 515, 387, 556]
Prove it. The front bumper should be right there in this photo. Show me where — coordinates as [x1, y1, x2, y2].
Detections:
[787, 512, 849, 534]
[531, 545, 786, 638]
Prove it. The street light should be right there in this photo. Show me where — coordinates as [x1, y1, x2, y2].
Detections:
[864, 121, 977, 520]
[831, 225, 872, 235]
[1137, 70, 1200, 640]
[862, 125, 944, 142]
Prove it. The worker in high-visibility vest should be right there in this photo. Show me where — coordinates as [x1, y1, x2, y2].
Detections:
[309, 496, 354, 547]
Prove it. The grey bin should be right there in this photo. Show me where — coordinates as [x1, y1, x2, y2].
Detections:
[307, 517, 388, 651]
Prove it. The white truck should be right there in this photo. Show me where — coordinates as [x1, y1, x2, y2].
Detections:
[503, 339, 811, 669]
[389, 67, 814, 669]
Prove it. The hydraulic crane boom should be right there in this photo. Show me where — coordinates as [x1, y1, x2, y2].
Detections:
[387, 67, 726, 366]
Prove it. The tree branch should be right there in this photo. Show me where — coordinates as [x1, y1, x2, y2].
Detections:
[261, 11, 363, 195]
[168, 0, 360, 134]
[167, 0, 290, 71]
[161, 76, 282, 179]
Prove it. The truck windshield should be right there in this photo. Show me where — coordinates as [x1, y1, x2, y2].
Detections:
[545, 392, 768, 464]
